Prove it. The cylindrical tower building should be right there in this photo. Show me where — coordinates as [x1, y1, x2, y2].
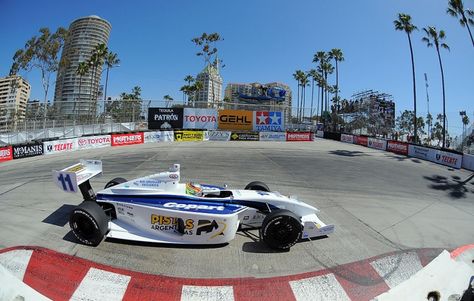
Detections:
[53, 15, 111, 118]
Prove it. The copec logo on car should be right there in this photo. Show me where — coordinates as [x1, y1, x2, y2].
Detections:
[163, 202, 225, 211]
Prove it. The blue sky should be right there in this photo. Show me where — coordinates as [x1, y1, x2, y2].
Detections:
[1, 0, 473, 135]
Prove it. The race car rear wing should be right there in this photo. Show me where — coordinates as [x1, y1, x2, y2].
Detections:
[52, 160, 102, 201]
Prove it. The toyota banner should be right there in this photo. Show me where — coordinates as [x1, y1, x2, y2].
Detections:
[183, 108, 217, 130]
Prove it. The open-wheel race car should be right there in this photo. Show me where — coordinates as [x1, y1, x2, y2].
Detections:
[52, 160, 334, 250]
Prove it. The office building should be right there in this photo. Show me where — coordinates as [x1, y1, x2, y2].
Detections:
[0, 75, 31, 130]
[193, 58, 223, 108]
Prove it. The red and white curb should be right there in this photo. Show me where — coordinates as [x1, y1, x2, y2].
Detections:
[0, 246, 445, 301]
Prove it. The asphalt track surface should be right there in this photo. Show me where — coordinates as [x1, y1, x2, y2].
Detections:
[0, 140, 473, 279]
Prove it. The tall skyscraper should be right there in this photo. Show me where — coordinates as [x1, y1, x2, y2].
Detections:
[193, 58, 223, 108]
[0, 75, 31, 131]
[53, 15, 111, 117]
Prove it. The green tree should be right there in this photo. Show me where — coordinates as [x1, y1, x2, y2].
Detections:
[163, 95, 174, 108]
[394, 13, 419, 143]
[292, 70, 304, 122]
[447, 0, 474, 47]
[300, 72, 310, 122]
[422, 26, 450, 148]
[460, 110, 470, 150]
[432, 114, 450, 147]
[396, 110, 425, 140]
[313, 51, 329, 120]
[328, 48, 344, 115]
[88, 43, 108, 104]
[181, 75, 195, 104]
[10, 27, 68, 108]
[103, 51, 120, 102]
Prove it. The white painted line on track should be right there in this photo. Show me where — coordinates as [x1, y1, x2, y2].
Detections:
[370, 251, 423, 288]
[69, 267, 131, 301]
[0, 249, 33, 280]
[289, 273, 351, 301]
[181, 285, 234, 301]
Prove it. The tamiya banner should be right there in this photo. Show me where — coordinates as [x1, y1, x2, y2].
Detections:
[286, 132, 313, 142]
[208, 131, 231, 141]
[183, 108, 217, 130]
[174, 130, 204, 142]
[148, 108, 184, 130]
[253, 111, 285, 131]
[144, 131, 174, 143]
[77, 135, 111, 150]
[12, 142, 44, 159]
[218, 110, 253, 131]
[387, 141, 408, 155]
[111, 132, 144, 146]
[43, 138, 78, 155]
[0, 146, 13, 162]
[367, 138, 387, 151]
[230, 131, 259, 141]
[259, 132, 286, 141]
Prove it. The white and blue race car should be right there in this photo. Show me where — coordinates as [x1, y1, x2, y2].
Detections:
[53, 160, 334, 250]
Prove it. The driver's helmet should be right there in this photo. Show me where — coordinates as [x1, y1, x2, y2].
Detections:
[186, 182, 203, 196]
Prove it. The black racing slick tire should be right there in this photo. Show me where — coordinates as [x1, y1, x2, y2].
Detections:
[104, 177, 128, 189]
[244, 181, 270, 192]
[261, 209, 302, 250]
[69, 201, 109, 246]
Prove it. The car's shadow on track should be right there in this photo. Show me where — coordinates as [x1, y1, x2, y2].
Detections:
[42, 204, 76, 227]
[328, 150, 368, 157]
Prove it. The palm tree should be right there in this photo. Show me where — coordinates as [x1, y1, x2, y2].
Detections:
[422, 26, 450, 148]
[292, 70, 304, 122]
[300, 73, 310, 122]
[163, 95, 174, 108]
[328, 49, 344, 115]
[447, 0, 474, 47]
[308, 69, 318, 118]
[321, 61, 334, 112]
[313, 51, 328, 119]
[75, 62, 89, 118]
[394, 13, 419, 143]
[182, 75, 195, 104]
[103, 51, 120, 102]
[88, 44, 108, 101]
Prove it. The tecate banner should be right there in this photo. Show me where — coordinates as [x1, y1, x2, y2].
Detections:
[230, 131, 259, 141]
[44, 139, 78, 155]
[367, 138, 387, 151]
[432, 149, 462, 169]
[387, 141, 408, 155]
[174, 130, 204, 142]
[286, 132, 313, 142]
[259, 132, 286, 141]
[0, 146, 13, 162]
[144, 131, 174, 143]
[12, 142, 44, 159]
[340, 134, 354, 144]
[355, 136, 368, 146]
[254, 111, 284, 131]
[218, 110, 253, 131]
[111, 133, 144, 147]
[183, 108, 217, 130]
[148, 108, 184, 130]
[77, 135, 111, 150]
[208, 131, 231, 141]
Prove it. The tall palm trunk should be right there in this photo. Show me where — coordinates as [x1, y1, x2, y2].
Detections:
[436, 46, 447, 148]
[310, 78, 314, 118]
[104, 66, 110, 102]
[302, 85, 306, 122]
[462, 14, 474, 47]
[296, 82, 300, 122]
[407, 33, 418, 143]
[316, 83, 320, 121]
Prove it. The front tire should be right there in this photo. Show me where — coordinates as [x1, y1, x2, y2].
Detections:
[104, 177, 127, 189]
[245, 181, 270, 192]
[261, 209, 302, 250]
[69, 201, 109, 246]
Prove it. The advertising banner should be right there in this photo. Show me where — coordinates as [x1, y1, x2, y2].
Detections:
[0, 146, 13, 162]
[259, 132, 286, 141]
[286, 132, 313, 142]
[111, 132, 144, 147]
[431, 149, 462, 169]
[218, 110, 253, 131]
[183, 108, 217, 130]
[315, 131, 324, 138]
[148, 108, 184, 130]
[367, 138, 387, 151]
[43, 138, 78, 155]
[408, 145, 431, 160]
[340, 134, 354, 144]
[77, 135, 111, 150]
[253, 111, 285, 131]
[354, 136, 368, 146]
[174, 130, 204, 142]
[12, 142, 44, 159]
[387, 141, 409, 155]
[230, 131, 259, 141]
[208, 131, 231, 141]
[462, 154, 474, 171]
[144, 131, 174, 143]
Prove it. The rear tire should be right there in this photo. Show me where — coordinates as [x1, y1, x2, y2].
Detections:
[261, 209, 302, 250]
[104, 177, 127, 189]
[245, 181, 270, 192]
[69, 201, 109, 246]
